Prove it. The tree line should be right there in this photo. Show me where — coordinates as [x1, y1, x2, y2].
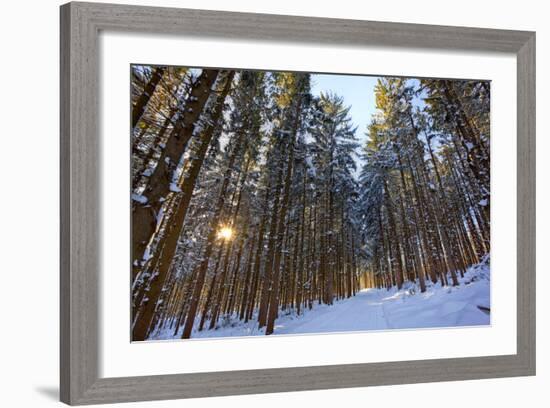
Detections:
[130, 66, 490, 340]
[359, 78, 489, 292]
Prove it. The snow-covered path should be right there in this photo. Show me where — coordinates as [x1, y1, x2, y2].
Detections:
[274, 290, 389, 335]
[151, 258, 490, 340]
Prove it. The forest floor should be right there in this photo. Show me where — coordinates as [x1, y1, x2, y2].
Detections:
[151, 256, 490, 340]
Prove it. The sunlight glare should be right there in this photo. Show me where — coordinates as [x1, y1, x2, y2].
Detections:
[217, 226, 234, 240]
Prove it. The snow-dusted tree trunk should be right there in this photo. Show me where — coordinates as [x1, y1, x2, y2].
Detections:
[132, 69, 219, 280]
[265, 86, 304, 335]
[132, 66, 166, 130]
[132, 71, 232, 341]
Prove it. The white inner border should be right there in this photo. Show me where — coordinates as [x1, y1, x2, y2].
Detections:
[100, 31, 517, 378]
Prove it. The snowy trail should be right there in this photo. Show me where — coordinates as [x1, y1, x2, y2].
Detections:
[275, 290, 390, 335]
[151, 258, 490, 340]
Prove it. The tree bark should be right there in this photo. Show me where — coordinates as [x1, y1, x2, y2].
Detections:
[132, 69, 219, 279]
[131, 71, 232, 341]
[132, 66, 166, 129]
[266, 95, 303, 335]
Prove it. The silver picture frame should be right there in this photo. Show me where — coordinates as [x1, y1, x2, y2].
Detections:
[60, 2, 536, 404]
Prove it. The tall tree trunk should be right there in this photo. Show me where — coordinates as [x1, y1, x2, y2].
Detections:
[257, 148, 285, 328]
[383, 180, 404, 289]
[295, 169, 307, 314]
[245, 189, 270, 323]
[132, 69, 219, 279]
[132, 106, 178, 193]
[131, 71, 232, 341]
[265, 94, 303, 335]
[132, 66, 166, 129]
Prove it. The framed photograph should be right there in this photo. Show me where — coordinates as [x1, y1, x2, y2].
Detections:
[60, 1, 535, 405]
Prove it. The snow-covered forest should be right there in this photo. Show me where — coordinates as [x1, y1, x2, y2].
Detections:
[131, 66, 490, 341]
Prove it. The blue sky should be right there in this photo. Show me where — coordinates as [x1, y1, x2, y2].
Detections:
[311, 73, 379, 171]
[311, 74, 378, 135]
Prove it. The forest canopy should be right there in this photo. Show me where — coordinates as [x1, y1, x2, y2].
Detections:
[130, 66, 490, 341]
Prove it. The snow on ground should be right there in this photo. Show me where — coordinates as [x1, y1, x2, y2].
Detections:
[150, 256, 490, 340]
